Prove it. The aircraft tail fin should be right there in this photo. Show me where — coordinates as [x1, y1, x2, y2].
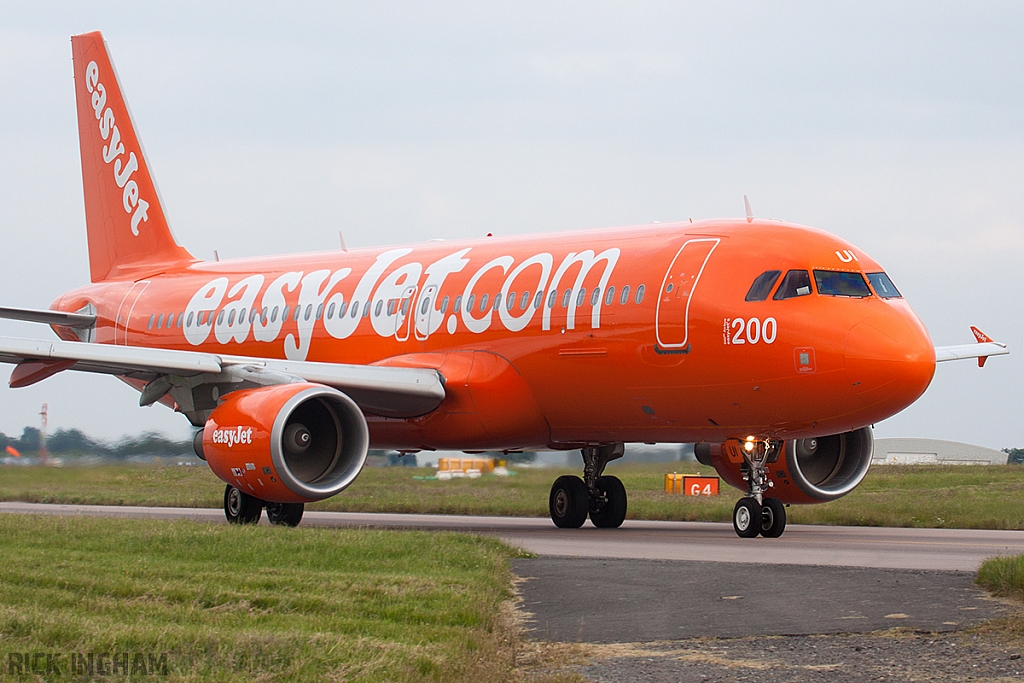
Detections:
[71, 31, 194, 282]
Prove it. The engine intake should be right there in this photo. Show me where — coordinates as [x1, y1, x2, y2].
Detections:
[785, 427, 873, 502]
[201, 382, 369, 503]
[695, 427, 874, 504]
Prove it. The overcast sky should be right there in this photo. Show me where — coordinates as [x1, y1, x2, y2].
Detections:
[0, 2, 1021, 447]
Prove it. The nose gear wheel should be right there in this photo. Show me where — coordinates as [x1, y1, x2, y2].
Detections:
[733, 497, 761, 538]
[760, 497, 787, 538]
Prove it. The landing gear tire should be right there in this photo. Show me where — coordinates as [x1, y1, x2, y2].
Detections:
[733, 498, 762, 538]
[266, 502, 305, 527]
[549, 475, 589, 528]
[224, 485, 262, 525]
[759, 497, 786, 538]
[589, 475, 627, 528]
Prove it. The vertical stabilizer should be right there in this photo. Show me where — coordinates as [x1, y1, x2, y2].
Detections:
[71, 31, 194, 282]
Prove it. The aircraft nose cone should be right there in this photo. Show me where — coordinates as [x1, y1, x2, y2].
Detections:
[845, 311, 935, 413]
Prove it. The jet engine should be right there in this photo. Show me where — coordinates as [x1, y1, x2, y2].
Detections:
[695, 427, 874, 504]
[198, 382, 369, 503]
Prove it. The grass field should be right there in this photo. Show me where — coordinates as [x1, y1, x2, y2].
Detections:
[2, 461, 1024, 529]
[0, 514, 563, 683]
[977, 554, 1024, 601]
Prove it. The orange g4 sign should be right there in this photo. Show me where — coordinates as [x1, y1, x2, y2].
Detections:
[683, 476, 719, 497]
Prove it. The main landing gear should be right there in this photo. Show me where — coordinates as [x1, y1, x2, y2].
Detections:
[549, 443, 627, 529]
[223, 485, 305, 527]
[731, 438, 787, 539]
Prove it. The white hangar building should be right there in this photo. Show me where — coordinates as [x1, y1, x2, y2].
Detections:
[872, 438, 1007, 466]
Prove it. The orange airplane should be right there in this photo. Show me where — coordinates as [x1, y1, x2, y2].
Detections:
[0, 32, 1007, 536]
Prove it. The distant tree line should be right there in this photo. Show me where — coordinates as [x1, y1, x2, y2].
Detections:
[1003, 448, 1024, 465]
[0, 427, 191, 458]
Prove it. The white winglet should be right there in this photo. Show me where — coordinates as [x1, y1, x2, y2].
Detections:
[934, 327, 1008, 367]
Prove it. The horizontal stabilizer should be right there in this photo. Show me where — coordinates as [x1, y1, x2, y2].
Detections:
[0, 306, 96, 329]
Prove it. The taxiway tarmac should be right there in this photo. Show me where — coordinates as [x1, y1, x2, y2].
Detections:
[1, 502, 1022, 572]
[1, 502, 1020, 643]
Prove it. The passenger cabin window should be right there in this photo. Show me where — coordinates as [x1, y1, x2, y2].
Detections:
[773, 270, 812, 300]
[745, 270, 782, 302]
[814, 270, 871, 298]
[867, 272, 902, 299]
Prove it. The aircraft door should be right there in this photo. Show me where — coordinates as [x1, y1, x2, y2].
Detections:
[395, 285, 418, 342]
[115, 280, 150, 345]
[655, 239, 719, 351]
[414, 284, 439, 341]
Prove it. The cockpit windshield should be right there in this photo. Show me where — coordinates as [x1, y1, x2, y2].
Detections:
[773, 270, 812, 300]
[866, 272, 902, 299]
[814, 270, 871, 298]
[745, 270, 781, 302]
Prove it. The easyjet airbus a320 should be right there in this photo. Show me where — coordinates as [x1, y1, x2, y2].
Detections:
[0, 33, 1007, 536]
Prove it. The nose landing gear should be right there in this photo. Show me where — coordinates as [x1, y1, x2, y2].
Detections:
[732, 496, 787, 538]
[548, 443, 627, 529]
[733, 438, 788, 539]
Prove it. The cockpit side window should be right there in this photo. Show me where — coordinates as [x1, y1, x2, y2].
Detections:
[866, 272, 902, 299]
[814, 270, 871, 298]
[773, 270, 812, 300]
[745, 270, 782, 302]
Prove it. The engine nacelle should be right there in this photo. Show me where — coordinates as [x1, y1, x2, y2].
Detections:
[200, 382, 369, 503]
[695, 427, 874, 504]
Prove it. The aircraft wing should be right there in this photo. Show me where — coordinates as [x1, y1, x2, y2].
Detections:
[934, 326, 1008, 367]
[0, 336, 445, 418]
